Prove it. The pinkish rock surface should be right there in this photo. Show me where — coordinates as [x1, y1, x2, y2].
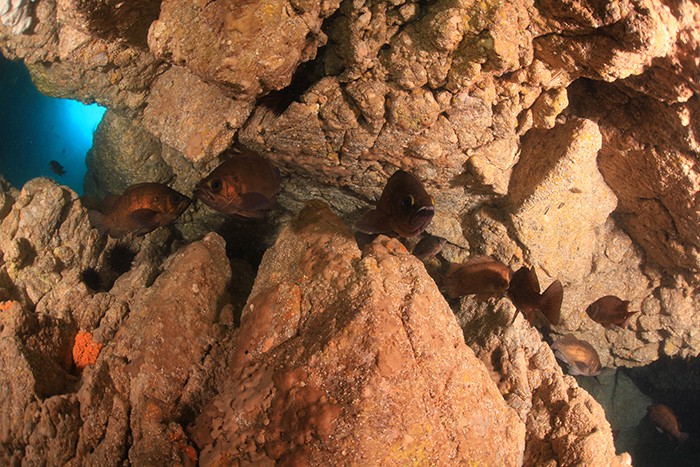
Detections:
[2, 0, 700, 463]
[191, 200, 526, 465]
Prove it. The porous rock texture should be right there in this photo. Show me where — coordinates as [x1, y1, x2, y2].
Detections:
[0, 178, 233, 464]
[191, 201, 525, 465]
[0, 189, 628, 464]
[458, 298, 631, 466]
[1, 0, 700, 463]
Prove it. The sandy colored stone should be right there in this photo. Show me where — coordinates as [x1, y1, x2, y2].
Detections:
[568, 79, 700, 277]
[191, 201, 525, 465]
[509, 117, 617, 283]
[84, 109, 172, 199]
[143, 66, 253, 164]
[148, 0, 340, 99]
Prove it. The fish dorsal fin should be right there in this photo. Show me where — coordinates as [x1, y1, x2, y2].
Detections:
[462, 256, 495, 266]
[237, 192, 272, 212]
[509, 266, 540, 298]
[525, 267, 541, 295]
[356, 209, 394, 235]
[539, 280, 563, 325]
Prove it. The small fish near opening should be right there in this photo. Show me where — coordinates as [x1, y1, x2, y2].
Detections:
[0, 53, 106, 196]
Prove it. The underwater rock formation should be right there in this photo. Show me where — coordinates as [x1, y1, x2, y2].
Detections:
[458, 298, 629, 465]
[192, 201, 525, 465]
[1, 195, 632, 464]
[1, 0, 699, 464]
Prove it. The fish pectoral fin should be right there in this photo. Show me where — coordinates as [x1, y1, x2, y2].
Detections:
[355, 209, 394, 234]
[129, 209, 162, 232]
[237, 192, 272, 212]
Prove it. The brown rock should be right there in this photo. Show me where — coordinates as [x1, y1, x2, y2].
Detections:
[456, 297, 630, 466]
[148, 0, 340, 99]
[569, 79, 700, 277]
[85, 109, 173, 200]
[191, 201, 525, 465]
[76, 233, 232, 464]
[143, 66, 253, 164]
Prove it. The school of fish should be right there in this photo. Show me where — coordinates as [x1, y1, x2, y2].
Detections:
[83, 148, 690, 447]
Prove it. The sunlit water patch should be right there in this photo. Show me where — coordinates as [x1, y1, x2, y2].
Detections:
[0, 54, 106, 195]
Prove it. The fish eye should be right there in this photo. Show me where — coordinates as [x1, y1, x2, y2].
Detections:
[401, 195, 415, 210]
[208, 178, 222, 192]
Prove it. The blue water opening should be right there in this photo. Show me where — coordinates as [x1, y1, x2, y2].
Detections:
[0, 54, 106, 195]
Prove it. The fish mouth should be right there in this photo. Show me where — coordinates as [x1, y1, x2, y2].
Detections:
[193, 187, 216, 208]
[409, 205, 435, 231]
[396, 205, 435, 237]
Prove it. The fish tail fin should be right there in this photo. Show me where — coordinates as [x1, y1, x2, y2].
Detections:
[539, 280, 564, 325]
[88, 210, 109, 237]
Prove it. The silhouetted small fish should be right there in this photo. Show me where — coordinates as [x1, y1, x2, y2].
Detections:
[88, 183, 191, 238]
[257, 60, 319, 116]
[586, 295, 637, 328]
[551, 334, 602, 376]
[193, 150, 281, 219]
[412, 234, 446, 260]
[647, 403, 689, 445]
[444, 256, 511, 298]
[356, 170, 434, 238]
[49, 160, 66, 176]
[507, 266, 563, 325]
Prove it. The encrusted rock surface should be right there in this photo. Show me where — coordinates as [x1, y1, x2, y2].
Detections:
[143, 66, 254, 164]
[2, 0, 700, 463]
[149, 0, 340, 99]
[457, 297, 631, 466]
[509, 116, 617, 284]
[0, 194, 629, 464]
[191, 201, 525, 465]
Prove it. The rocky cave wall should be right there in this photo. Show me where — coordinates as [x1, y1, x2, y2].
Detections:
[0, 0, 698, 465]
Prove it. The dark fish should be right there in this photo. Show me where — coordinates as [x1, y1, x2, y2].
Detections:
[193, 150, 281, 218]
[257, 60, 318, 116]
[551, 333, 602, 376]
[444, 256, 511, 298]
[356, 170, 434, 238]
[648, 403, 689, 444]
[49, 160, 66, 176]
[88, 183, 191, 238]
[412, 234, 446, 260]
[507, 266, 563, 325]
[586, 295, 637, 328]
